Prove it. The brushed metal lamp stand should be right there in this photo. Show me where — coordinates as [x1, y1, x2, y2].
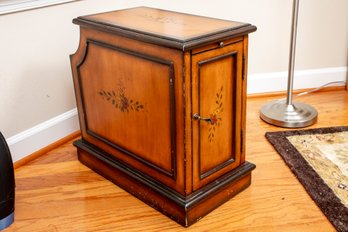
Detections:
[260, 0, 317, 128]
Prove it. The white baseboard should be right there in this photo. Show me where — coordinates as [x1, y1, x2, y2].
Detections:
[247, 66, 347, 94]
[6, 108, 79, 162]
[5, 66, 347, 163]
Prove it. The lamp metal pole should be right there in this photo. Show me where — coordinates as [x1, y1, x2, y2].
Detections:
[259, 0, 318, 128]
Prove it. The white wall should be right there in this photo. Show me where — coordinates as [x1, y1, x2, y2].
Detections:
[0, 0, 347, 161]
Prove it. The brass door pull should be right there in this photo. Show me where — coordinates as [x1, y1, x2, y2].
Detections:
[193, 113, 212, 124]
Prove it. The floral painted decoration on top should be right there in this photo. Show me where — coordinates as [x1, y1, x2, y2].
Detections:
[208, 86, 224, 142]
[98, 86, 144, 112]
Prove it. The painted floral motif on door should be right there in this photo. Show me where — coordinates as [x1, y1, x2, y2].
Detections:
[98, 85, 144, 112]
[208, 86, 224, 142]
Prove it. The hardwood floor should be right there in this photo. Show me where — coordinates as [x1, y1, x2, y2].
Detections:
[7, 90, 348, 232]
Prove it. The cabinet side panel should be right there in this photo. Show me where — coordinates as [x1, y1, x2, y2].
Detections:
[70, 28, 89, 136]
[72, 28, 186, 194]
[78, 40, 174, 175]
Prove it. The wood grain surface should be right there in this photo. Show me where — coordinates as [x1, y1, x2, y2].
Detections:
[7, 90, 347, 231]
[78, 7, 246, 41]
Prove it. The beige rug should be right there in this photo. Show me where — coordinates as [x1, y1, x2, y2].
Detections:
[266, 126, 348, 232]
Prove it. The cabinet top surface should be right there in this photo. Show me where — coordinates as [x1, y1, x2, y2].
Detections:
[74, 7, 256, 48]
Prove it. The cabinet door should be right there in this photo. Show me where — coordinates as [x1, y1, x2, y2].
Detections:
[192, 42, 244, 190]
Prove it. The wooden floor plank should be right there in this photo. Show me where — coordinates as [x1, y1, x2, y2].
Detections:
[6, 90, 348, 231]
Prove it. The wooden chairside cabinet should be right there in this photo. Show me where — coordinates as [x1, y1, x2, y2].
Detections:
[70, 7, 256, 227]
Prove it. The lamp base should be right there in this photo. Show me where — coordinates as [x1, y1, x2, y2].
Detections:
[260, 100, 317, 128]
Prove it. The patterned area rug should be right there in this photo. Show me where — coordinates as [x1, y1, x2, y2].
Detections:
[265, 126, 348, 232]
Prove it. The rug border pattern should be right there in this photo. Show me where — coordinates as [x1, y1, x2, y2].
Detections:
[265, 126, 348, 232]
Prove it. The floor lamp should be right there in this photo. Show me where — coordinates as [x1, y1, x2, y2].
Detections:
[260, 0, 318, 128]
